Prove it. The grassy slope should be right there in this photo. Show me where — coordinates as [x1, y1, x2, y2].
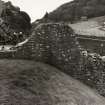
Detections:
[0, 59, 104, 104]
[69, 16, 105, 37]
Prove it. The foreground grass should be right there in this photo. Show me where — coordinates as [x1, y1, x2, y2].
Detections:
[0, 59, 104, 105]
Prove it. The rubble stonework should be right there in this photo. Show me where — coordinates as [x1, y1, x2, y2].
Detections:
[0, 23, 105, 97]
[16, 23, 81, 75]
[16, 23, 105, 97]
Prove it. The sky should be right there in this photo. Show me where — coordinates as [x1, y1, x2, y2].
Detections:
[3, 0, 72, 22]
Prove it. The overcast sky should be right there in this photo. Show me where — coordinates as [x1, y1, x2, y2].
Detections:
[3, 0, 72, 22]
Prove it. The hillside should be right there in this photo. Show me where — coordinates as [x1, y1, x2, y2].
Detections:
[0, 1, 31, 45]
[69, 16, 105, 37]
[0, 59, 104, 105]
[43, 0, 105, 22]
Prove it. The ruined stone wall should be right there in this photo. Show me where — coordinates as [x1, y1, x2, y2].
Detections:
[15, 23, 81, 75]
[1, 23, 105, 97]
[16, 23, 105, 97]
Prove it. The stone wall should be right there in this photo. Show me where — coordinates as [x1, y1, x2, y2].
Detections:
[78, 38, 105, 55]
[1, 23, 105, 97]
[16, 23, 105, 97]
[15, 23, 81, 75]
